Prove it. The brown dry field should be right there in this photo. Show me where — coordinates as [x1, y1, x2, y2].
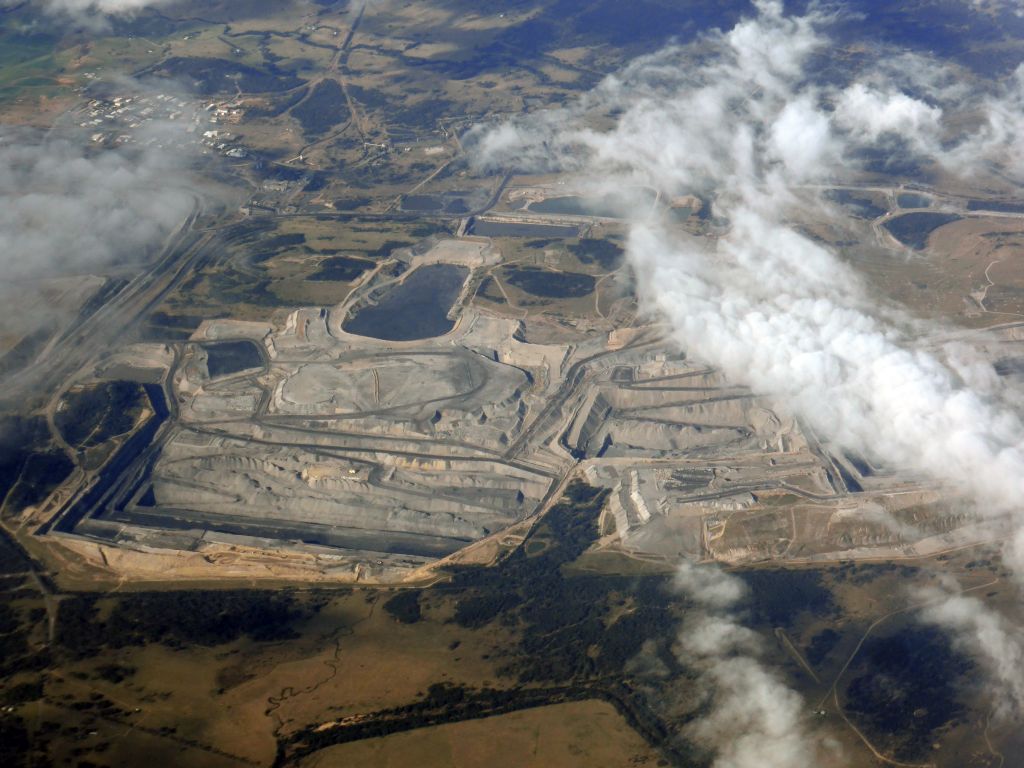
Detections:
[9, 514, 1019, 768]
[857, 217, 1024, 328]
[769, 547, 1013, 768]
[38, 590, 516, 767]
[296, 699, 661, 768]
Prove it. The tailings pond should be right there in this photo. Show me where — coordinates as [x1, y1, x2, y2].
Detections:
[968, 199, 1024, 213]
[503, 266, 595, 298]
[528, 189, 657, 217]
[342, 264, 468, 341]
[896, 192, 932, 209]
[468, 219, 579, 238]
[203, 340, 265, 378]
[883, 212, 961, 250]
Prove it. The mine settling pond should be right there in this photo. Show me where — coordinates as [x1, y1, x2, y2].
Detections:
[468, 219, 579, 238]
[528, 189, 658, 217]
[342, 264, 469, 341]
[204, 340, 264, 378]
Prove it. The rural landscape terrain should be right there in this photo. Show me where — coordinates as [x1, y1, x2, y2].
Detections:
[4, 0, 1024, 766]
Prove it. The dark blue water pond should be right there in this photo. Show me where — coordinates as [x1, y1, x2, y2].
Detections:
[342, 264, 468, 341]
[401, 194, 444, 211]
[533, 196, 614, 216]
[469, 220, 579, 238]
[883, 212, 961, 250]
[967, 199, 1024, 213]
[529, 189, 657, 217]
[504, 266, 595, 298]
[204, 340, 264, 378]
[897, 193, 932, 209]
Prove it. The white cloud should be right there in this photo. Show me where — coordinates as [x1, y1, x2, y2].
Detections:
[919, 579, 1024, 718]
[1, 0, 170, 26]
[0, 129, 194, 281]
[832, 83, 943, 152]
[41, 0, 162, 12]
[768, 95, 837, 181]
[470, 0, 1024, 544]
[968, 0, 1024, 17]
[0, 78, 201, 365]
[674, 562, 835, 768]
[471, 0, 1024, 757]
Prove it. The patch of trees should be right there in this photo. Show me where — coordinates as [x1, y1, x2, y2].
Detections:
[736, 569, 836, 628]
[290, 80, 349, 137]
[445, 483, 678, 683]
[0, 416, 72, 516]
[55, 381, 146, 450]
[0, 529, 31, 575]
[278, 682, 589, 766]
[452, 591, 521, 629]
[1, 681, 43, 707]
[0, 714, 34, 768]
[383, 590, 422, 624]
[250, 234, 307, 265]
[0, 550, 49, 680]
[201, 270, 294, 308]
[155, 57, 304, 95]
[332, 196, 371, 210]
[308, 257, 374, 282]
[345, 84, 392, 111]
[832, 561, 920, 585]
[388, 97, 454, 130]
[93, 664, 136, 684]
[408, 222, 453, 238]
[805, 628, 840, 667]
[474, 277, 506, 305]
[568, 238, 624, 270]
[0, 635, 49, 679]
[275, 483, 693, 765]
[0, 602, 19, 634]
[56, 590, 311, 658]
[304, 172, 331, 192]
[845, 626, 971, 761]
